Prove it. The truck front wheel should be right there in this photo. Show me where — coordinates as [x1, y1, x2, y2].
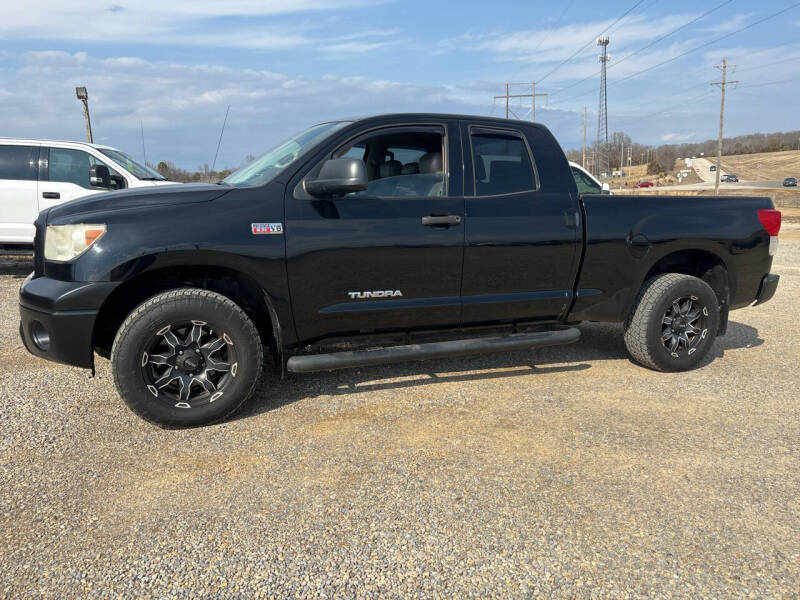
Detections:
[111, 288, 263, 427]
[623, 273, 719, 372]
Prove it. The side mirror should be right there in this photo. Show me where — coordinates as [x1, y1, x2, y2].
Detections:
[89, 164, 111, 188]
[601, 182, 611, 194]
[304, 158, 368, 196]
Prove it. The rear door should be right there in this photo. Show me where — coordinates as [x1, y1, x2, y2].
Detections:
[285, 120, 465, 342]
[0, 144, 40, 244]
[460, 121, 582, 325]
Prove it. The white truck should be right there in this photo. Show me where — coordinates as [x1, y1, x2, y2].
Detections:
[1, 138, 174, 247]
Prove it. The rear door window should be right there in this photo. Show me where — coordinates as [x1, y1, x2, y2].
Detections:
[470, 129, 537, 196]
[0, 145, 39, 181]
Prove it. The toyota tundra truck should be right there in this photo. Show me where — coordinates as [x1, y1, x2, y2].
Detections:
[18, 114, 781, 426]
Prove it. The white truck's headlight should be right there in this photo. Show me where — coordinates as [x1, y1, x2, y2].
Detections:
[44, 224, 106, 262]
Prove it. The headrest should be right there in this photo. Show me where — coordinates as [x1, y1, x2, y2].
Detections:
[379, 160, 402, 178]
[418, 152, 442, 174]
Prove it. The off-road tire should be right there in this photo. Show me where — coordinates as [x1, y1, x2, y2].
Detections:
[111, 288, 263, 427]
[624, 273, 719, 372]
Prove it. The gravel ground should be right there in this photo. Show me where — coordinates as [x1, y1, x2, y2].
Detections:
[1, 240, 799, 599]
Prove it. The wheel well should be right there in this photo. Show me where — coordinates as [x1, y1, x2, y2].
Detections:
[642, 249, 730, 334]
[93, 266, 275, 357]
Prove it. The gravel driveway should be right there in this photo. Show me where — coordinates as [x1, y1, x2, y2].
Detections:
[1, 241, 798, 598]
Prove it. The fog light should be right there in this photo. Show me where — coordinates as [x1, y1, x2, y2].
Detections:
[30, 320, 50, 351]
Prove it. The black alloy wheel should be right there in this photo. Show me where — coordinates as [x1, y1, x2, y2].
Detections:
[112, 288, 263, 427]
[140, 320, 238, 409]
[660, 295, 709, 358]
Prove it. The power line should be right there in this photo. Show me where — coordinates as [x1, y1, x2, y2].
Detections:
[737, 76, 800, 89]
[613, 0, 734, 69]
[549, 0, 733, 99]
[615, 1, 800, 84]
[529, 0, 576, 55]
[734, 53, 800, 74]
[554, 3, 800, 106]
[537, 0, 647, 84]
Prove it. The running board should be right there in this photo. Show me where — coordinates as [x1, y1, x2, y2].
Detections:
[286, 327, 581, 374]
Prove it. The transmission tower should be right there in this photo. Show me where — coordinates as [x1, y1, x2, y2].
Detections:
[596, 36, 610, 176]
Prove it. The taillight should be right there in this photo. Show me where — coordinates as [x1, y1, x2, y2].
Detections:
[758, 209, 781, 236]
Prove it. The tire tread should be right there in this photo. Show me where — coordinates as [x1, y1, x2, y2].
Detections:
[623, 273, 709, 371]
[111, 288, 263, 426]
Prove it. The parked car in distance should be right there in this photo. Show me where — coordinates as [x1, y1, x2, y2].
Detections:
[636, 181, 654, 188]
[19, 113, 781, 426]
[1, 138, 174, 247]
[721, 174, 738, 183]
[569, 161, 611, 195]
[783, 177, 797, 187]
[710, 165, 717, 172]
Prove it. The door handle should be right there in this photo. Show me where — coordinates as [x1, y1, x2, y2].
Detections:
[422, 215, 461, 226]
[42, 192, 60, 199]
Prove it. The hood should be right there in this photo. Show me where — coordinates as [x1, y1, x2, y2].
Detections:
[46, 183, 231, 223]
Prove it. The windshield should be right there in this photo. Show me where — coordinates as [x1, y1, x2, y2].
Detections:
[223, 121, 351, 187]
[99, 148, 166, 180]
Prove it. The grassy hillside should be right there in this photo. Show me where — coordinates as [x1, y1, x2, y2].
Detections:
[719, 150, 800, 181]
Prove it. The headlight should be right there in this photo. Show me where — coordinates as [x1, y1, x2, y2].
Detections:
[44, 224, 106, 262]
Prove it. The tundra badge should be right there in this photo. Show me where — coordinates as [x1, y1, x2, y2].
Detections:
[348, 290, 403, 299]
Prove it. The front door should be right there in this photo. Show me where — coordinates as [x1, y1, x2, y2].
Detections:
[38, 147, 121, 211]
[460, 122, 581, 325]
[285, 121, 465, 342]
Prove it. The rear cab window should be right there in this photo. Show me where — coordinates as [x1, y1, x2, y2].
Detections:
[469, 127, 538, 196]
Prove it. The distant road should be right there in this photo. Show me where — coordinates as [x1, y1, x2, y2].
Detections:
[622, 156, 786, 191]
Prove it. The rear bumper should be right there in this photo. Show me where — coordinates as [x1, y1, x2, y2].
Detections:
[18, 274, 118, 369]
[753, 273, 779, 306]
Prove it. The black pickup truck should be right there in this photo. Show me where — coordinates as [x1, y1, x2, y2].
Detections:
[19, 114, 781, 426]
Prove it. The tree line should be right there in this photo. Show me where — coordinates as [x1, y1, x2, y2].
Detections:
[565, 129, 800, 174]
[154, 154, 257, 183]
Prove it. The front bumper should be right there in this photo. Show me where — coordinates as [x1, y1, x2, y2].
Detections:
[753, 273, 779, 306]
[19, 273, 118, 369]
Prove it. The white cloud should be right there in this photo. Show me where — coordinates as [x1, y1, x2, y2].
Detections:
[702, 13, 755, 33]
[437, 13, 704, 75]
[0, 51, 486, 169]
[661, 132, 697, 142]
[0, 0, 387, 49]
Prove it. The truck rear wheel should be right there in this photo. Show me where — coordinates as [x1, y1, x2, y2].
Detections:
[111, 288, 263, 427]
[623, 273, 719, 372]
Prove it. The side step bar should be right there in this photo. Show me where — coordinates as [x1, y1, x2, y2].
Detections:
[286, 327, 581, 374]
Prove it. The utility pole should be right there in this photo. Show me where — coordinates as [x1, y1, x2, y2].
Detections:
[494, 82, 548, 121]
[620, 140, 624, 172]
[711, 58, 737, 196]
[596, 36, 610, 177]
[75, 87, 93, 143]
[582, 107, 587, 168]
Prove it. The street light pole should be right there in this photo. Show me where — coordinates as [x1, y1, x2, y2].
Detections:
[75, 87, 94, 143]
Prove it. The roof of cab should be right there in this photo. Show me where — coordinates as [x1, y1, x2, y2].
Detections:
[0, 137, 119, 151]
[346, 112, 547, 127]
